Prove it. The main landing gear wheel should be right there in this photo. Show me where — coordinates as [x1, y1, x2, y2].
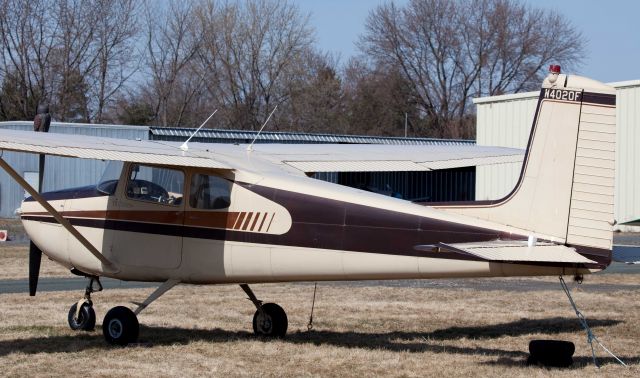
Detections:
[240, 284, 288, 338]
[67, 302, 96, 331]
[252, 303, 288, 338]
[102, 306, 139, 346]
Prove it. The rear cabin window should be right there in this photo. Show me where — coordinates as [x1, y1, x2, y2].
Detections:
[189, 174, 231, 210]
[126, 164, 184, 205]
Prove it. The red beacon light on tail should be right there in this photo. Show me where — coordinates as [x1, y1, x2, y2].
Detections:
[547, 64, 561, 84]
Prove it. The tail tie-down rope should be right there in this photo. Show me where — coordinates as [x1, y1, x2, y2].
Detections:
[559, 276, 626, 368]
[307, 282, 318, 331]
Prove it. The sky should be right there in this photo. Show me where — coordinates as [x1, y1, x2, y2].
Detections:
[295, 0, 640, 83]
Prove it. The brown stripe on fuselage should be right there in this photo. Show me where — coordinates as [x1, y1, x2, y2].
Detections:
[258, 212, 268, 231]
[226, 212, 240, 229]
[234, 212, 247, 230]
[250, 212, 261, 231]
[242, 212, 253, 230]
[24, 210, 183, 225]
[24, 210, 243, 230]
[266, 213, 275, 232]
[185, 211, 239, 229]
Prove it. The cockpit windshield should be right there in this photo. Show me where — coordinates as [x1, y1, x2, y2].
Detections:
[96, 161, 124, 195]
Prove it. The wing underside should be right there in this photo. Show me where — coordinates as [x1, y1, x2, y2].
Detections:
[251, 143, 524, 172]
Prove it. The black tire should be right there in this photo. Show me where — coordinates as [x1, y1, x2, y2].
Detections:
[67, 302, 96, 331]
[102, 306, 139, 346]
[529, 340, 575, 368]
[252, 303, 288, 338]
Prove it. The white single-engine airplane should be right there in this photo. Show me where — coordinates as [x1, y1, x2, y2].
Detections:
[0, 67, 622, 345]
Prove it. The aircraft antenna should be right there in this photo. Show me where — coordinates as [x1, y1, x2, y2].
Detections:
[180, 109, 218, 152]
[247, 105, 278, 152]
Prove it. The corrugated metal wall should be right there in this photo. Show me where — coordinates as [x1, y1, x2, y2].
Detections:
[314, 168, 475, 202]
[474, 80, 640, 231]
[614, 82, 640, 230]
[0, 122, 148, 218]
[475, 92, 538, 200]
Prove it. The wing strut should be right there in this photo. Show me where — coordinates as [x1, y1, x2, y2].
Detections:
[0, 155, 117, 270]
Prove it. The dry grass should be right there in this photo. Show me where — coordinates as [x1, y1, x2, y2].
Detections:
[0, 273, 639, 376]
[0, 244, 69, 280]
[1, 239, 639, 377]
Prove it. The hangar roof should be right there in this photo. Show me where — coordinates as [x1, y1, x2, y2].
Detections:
[148, 127, 474, 146]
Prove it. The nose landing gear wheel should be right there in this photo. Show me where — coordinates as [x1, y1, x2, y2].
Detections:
[67, 302, 96, 331]
[253, 303, 288, 338]
[102, 306, 139, 346]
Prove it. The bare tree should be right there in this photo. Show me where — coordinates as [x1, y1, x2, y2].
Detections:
[343, 58, 418, 136]
[285, 51, 346, 133]
[195, 0, 314, 130]
[144, 0, 203, 126]
[359, 0, 585, 137]
[90, 0, 140, 123]
[0, 0, 57, 120]
[51, 0, 101, 122]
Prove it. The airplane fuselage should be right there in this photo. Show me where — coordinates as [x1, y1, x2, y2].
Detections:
[20, 159, 606, 284]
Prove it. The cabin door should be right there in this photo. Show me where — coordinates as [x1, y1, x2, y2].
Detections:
[111, 163, 186, 270]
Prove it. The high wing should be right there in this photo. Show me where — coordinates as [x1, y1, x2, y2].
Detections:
[245, 143, 524, 172]
[0, 128, 230, 169]
[0, 128, 524, 173]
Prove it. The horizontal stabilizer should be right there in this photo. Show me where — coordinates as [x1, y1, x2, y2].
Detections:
[612, 245, 640, 264]
[415, 240, 596, 264]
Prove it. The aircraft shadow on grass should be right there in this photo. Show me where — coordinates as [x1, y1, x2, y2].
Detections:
[2, 316, 637, 367]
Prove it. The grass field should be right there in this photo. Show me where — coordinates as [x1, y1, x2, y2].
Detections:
[1, 244, 639, 377]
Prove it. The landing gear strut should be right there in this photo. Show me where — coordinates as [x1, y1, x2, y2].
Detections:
[68, 276, 102, 331]
[240, 284, 288, 338]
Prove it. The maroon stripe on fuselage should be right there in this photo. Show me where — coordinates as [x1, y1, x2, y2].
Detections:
[241, 183, 609, 268]
[22, 182, 610, 268]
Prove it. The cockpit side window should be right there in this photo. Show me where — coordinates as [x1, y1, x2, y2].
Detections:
[126, 164, 184, 205]
[189, 173, 231, 210]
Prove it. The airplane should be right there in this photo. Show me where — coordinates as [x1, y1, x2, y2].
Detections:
[0, 66, 622, 346]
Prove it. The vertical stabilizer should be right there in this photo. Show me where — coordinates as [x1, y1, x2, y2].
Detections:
[439, 68, 616, 250]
